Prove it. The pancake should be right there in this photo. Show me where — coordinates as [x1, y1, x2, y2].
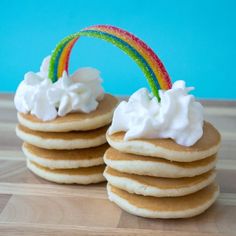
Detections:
[23, 142, 109, 169]
[16, 124, 108, 150]
[17, 94, 119, 132]
[104, 148, 217, 178]
[107, 183, 219, 218]
[104, 167, 216, 197]
[107, 122, 221, 162]
[27, 159, 106, 184]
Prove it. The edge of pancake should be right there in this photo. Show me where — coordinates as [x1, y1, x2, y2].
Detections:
[105, 148, 217, 168]
[18, 94, 119, 132]
[23, 143, 107, 169]
[17, 124, 108, 140]
[107, 183, 219, 218]
[16, 125, 107, 150]
[104, 149, 217, 178]
[107, 122, 221, 162]
[104, 167, 216, 197]
[27, 160, 106, 184]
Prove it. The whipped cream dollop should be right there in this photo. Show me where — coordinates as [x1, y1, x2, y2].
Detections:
[108, 80, 204, 146]
[14, 56, 104, 121]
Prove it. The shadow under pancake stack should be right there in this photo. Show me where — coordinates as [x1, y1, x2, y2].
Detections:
[16, 94, 118, 184]
[105, 122, 221, 218]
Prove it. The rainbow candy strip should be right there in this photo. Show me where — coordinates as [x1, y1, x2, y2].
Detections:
[48, 25, 172, 100]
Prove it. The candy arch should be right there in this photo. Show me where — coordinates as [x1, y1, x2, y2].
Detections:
[48, 25, 172, 100]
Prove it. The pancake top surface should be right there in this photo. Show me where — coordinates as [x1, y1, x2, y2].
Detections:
[30, 161, 105, 175]
[23, 142, 109, 160]
[105, 148, 217, 168]
[109, 183, 219, 211]
[108, 122, 221, 152]
[17, 124, 108, 140]
[106, 167, 215, 189]
[19, 94, 118, 124]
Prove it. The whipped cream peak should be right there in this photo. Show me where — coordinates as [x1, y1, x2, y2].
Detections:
[24, 72, 44, 85]
[37, 55, 51, 78]
[71, 67, 104, 101]
[14, 56, 105, 121]
[109, 80, 204, 146]
[14, 71, 57, 121]
[71, 67, 100, 82]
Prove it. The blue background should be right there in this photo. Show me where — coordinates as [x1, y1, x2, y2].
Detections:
[0, 0, 235, 99]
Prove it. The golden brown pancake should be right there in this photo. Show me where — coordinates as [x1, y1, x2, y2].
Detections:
[18, 94, 118, 132]
[23, 142, 109, 161]
[23, 142, 109, 169]
[107, 183, 219, 218]
[104, 167, 216, 197]
[107, 122, 221, 162]
[30, 160, 105, 175]
[17, 124, 108, 140]
[104, 148, 217, 178]
[27, 159, 106, 184]
[16, 124, 108, 149]
[105, 148, 216, 168]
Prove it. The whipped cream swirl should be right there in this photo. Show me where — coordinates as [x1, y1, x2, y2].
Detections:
[14, 56, 104, 121]
[108, 80, 204, 146]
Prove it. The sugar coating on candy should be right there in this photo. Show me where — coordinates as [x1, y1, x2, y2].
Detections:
[88, 25, 171, 90]
[80, 30, 160, 96]
[48, 25, 172, 100]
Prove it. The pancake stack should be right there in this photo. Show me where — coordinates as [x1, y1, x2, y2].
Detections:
[16, 94, 118, 184]
[105, 122, 221, 218]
